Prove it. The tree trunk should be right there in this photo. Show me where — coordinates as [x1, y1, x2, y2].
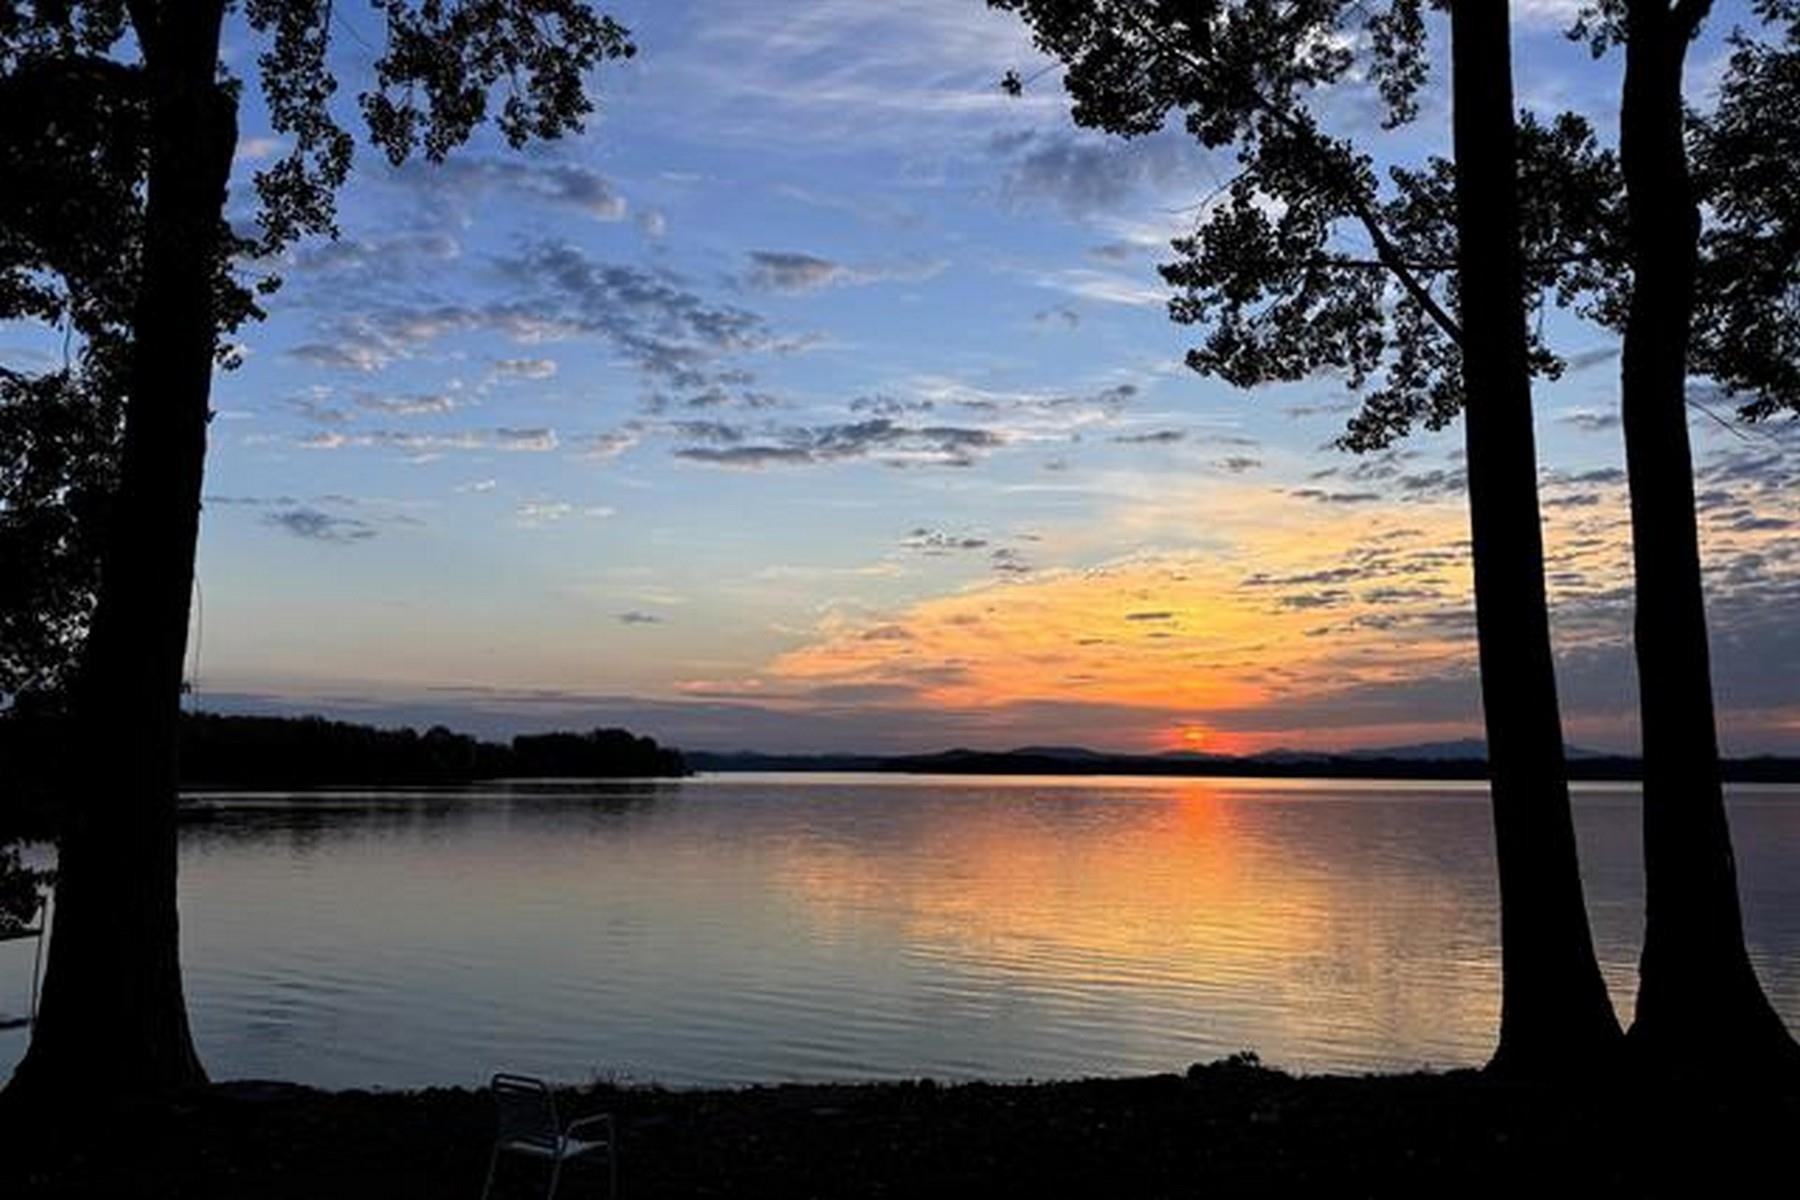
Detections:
[6, 3, 233, 1100]
[1617, 0, 1797, 1072]
[1449, 0, 1623, 1073]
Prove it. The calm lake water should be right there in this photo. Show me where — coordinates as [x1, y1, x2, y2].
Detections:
[4, 774, 1799, 1088]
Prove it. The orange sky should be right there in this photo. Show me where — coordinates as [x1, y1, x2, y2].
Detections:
[745, 459, 1798, 754]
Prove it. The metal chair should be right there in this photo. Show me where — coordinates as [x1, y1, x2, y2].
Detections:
[0, 893, 47, 1032]
[480, 1073, 616, 1200]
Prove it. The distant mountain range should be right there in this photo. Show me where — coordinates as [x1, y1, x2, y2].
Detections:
[685, 740, 1800, 783]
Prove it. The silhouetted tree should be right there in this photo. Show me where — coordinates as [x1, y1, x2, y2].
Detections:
[511, 727, 688, 777]
[0, 374, 120, 710]
[172, 713, 686, 784]
[990, 0, 1622, 1069]
[1444, 0, 1626, 1071]
[1563, 0, 1800, 1070]
[1236, 0, 1800, 1068]
[1, 1, 634, 1101]
[0, 53, 141, 710]
[1688, 7, 1800, 423]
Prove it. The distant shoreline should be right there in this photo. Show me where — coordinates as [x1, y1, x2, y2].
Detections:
[686, 748, 1800, 784]
[9, 712, 1800, 820]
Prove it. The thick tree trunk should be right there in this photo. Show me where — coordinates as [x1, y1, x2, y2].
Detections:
[1449, 0, 1622, 1072]
[6, 4, 233, 1100]
[1617, 0, 1797, 1072]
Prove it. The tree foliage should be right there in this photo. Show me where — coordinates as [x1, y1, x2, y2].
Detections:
[995, 1, 1800, 452]
[1689, 3, 1800, 422]
[1539, 0, 1800, 427]
[0, 40, 142, 703]
[0, 2, 634, 705]
[0, 374, 120, 704]
[989, 1, 1632, 453]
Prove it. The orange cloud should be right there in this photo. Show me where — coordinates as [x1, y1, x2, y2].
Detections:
[761, 452, 1799, 753]
[768, 491, 1478, 751]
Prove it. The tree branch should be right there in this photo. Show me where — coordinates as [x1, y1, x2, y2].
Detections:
[1670, 0, 1716, 40]
[1330, 252, 1600, 271]
[125, 0, 162, 62]
[1321, 255, 1451, 272]
[1335, 178, 1463, 341]
[1116, 8, 1464, 343]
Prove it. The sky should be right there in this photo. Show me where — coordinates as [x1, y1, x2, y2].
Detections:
[9, 0, 1798, 755]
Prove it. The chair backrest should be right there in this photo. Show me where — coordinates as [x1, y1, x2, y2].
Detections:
[492, 1073, 561, 1150]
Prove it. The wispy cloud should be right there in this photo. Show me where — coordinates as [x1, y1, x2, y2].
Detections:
[675, 418, 1002, 469]
[355, 392, 459, 416]
[515, 500, 616, 528]
[1559, 408, 1622, 433]
[671, 0, 1050, 145]
[902, 527, 990, 553]
[263, 507, 377, 543]
[298, 427, 559, 454]
[742, 250, 945, 294]
[492, 357, 558, 380]
[391, 157, 628, 221]
[285, 240, 792, 414]
[1029, 267, 1166, 307]
[993, 127, 1206, 219]
[290, 232, 461, 276]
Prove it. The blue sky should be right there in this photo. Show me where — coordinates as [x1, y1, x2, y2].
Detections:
[10, 0, 1795, 753]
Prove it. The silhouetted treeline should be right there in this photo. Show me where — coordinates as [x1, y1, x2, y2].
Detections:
[178, 714, 508, 785]
[179, 713, 687, 785]
[685, 747, 1800, 783]
[0, 712, 686, 819]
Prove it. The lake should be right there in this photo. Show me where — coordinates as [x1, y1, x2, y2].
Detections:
[4, 774, 1799, 1089]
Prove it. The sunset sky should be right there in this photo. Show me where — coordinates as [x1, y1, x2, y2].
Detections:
[11, 0, 1795, 754]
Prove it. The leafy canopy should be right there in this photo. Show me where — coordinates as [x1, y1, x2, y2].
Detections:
[994, 0, 1800, 449]
[0, 1, 634, 704]
[1689, 2, 1800, 422]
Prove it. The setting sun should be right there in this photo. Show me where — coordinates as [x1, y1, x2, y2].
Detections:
[1173, 724, 1215, 751]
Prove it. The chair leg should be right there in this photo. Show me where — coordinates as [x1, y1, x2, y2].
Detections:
[478, 1145, 500, 1200]
[543, 1155, 563, 1200]
[608, 1145, 618, 1200]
